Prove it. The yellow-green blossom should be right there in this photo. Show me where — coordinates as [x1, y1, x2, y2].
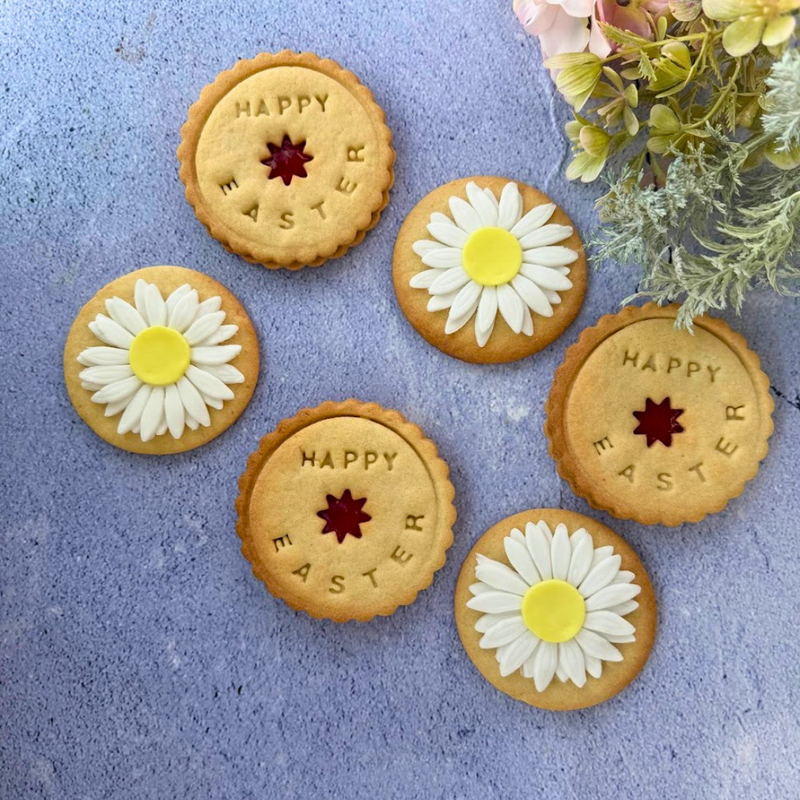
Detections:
[703, 0, 799, 56]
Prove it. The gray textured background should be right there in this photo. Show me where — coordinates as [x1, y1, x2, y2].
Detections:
[2, 1, 799, 798]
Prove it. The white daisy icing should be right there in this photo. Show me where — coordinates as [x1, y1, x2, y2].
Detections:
[77, 279, 244, 441]
[467, 521, 640, 692]
[411, 181, 578, 346]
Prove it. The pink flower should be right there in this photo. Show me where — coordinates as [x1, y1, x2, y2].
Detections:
[591, 0, 670, 56]
[514, 0, 593, 59]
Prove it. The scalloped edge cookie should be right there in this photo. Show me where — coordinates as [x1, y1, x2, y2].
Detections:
[235, 399, 457, 621]
[545, 303, 774, 525]
[178, 51, 395, 270]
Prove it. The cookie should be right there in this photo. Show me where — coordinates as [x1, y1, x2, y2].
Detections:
[236, 400, 456, 622]
[178, 51, 395, 270]
[393, 177, 586, 363]
[546, 303, 774, 525]
[455, 509, 656, 711]
[64, 266, 259, 454]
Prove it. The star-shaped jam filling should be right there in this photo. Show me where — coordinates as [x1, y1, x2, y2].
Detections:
[633, 397, 685, 447]
[317, 490, 371, 544]
[261, 134, 313, 186]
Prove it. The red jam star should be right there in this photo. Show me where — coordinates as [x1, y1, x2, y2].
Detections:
[261, 135, 313, 186]
[633, 397, 685, 447]
[317, 490, 371, 544]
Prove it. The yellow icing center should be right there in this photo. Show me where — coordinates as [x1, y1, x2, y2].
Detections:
[462, 226, 522, 286]
[129, 326, 190, 386]
[521, 579, 586, 643]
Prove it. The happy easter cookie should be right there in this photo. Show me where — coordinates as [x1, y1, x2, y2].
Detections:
[64, 266, 259, 454]
[236, 401, 456, 622]
[393, 177, 586, 363]
[546, 304, 774, 525]
[178, 51, 395, 270]
[455, 509, 656, 711]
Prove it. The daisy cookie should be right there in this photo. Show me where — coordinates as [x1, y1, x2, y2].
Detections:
[393, 176, 587, 363]
[235, 400, 456, 622]
[178, 51, 395, 270]
[64, 266, 259, 454]
[455, 509, 656, 711]
[546, 304, 774, 525]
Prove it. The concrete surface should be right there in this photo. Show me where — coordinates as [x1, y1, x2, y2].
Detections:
[1, 1, 799, 798]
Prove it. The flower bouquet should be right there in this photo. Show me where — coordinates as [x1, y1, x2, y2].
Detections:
[515, 0, 800, 324]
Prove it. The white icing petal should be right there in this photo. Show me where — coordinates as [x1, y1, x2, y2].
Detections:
[168, 289, 199, 333]
[117, 384, 153, 434]
[537, 520, 554, 542]
[605, 633, 636, 644]
[614, 570, 636, 584]
[550, 523, 572, 581]
[510, 274, 554, 318]
[184, 311, 225, 346]
[144, 283, 167, 327]
[591, 545, 615, 568]
[578, 555, 622, 598]
[202, 394, 224, 410]
[585, 582, 641, 612]
[510, 203, 556, 238]
[520, 263, 573, 292]
[544, 289, 562, 305]
[509, 528, 527, 546]
[103, 398, 129, 417]
[428, 291, 459, 312]
[427, 221, 469, 248]
[583, 610, 635, 637]
[82, 381, 103, 391]
[483, 187, 499, 211]
[609, 600, 639, 617]
[449, 196, 483, 233]
[198, 324, 238, 347]
[201, 364, 244, 384]
[479, 617, 529, 649]
[412, 239, 441, 258]
[429, 267, 472, 295]
[79, 365, 134, 385]
[410, 269, 440, 290]
[523, 246, 579, 267]
[585, 656, 603, 679]
[466, 590, 523, 614]
[89, 315, 134, 349]
[499, 631, 540, 677]
[177, 376, 211, 427]
[134, 279, 150, 324]
[190, 344, 241, 366]
[475, 557, 531, 596]
[466, 182, 498, 227]
[184, 414, 199, 431]
[106, 297, 147, 335]
[195, 296, 222, 319]
[504, 536, 541, 586]
[91, 375, 141, 404]
[519, 224, 573, 249]
[421, 248, 463, 269]
[525, 521, 553, 580]
[444, 282, 482, 334]
[469, 581, 490, 596]
[567, 531, 594, 587]
[140, 386, 165, 442]
[156, 420, 168, 437]
[497, 183, 523, 230]
[165, 284, 192, 316]
[77, 346, 130, 366]
[164, 384, 185, 440]
[521, 305, 534, 337]
[496, 283, 525, 334]
[558, 639, 587, 687]
[475, 611, 519, 633]
[475, 286, 498, 347]
[575, 629, 623, 662]
[185, 365, 234, 401]
[532, 641, 559, 692]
